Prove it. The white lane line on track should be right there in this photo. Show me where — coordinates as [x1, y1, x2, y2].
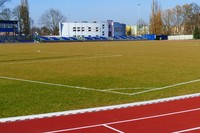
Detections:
[172, 127, 200, 133]
[0, 76, 131, 96]
[103, 124, 124, 133]
[130, 78, 200, 96]
[44, 107, 200, 133]
[0, 55, 123, 65]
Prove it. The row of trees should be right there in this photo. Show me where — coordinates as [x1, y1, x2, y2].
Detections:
[150, 0, 200, 37]
[0, 0, 66, 36]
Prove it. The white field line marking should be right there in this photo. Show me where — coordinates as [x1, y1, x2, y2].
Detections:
[173, 126, 200, 133]
[0, 76, 130, 96]
[103, 124, 124, 133]
[0, 55, 123, 65]
[105, 87, 153, 91]
[44, 107, 200, 133]
[130, 78, 200, 96]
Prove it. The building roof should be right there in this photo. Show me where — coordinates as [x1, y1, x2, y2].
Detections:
[0, 20, 18, 24]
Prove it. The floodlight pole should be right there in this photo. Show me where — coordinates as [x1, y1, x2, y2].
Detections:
[67, 0, 70, 22]
[67, 0, 70, 37]
[137, 4, 140, 35]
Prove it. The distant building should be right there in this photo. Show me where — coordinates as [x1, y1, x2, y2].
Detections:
[59, 20, 126, 38]
[126, 25, 149, 36]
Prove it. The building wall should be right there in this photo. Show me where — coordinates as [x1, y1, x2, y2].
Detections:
[107, 20, 114, 37]
[59, 20, 126, 38]
[59, 22, 108, 37]
[113, 22, 126, 36]
[168, 35, 193, 40]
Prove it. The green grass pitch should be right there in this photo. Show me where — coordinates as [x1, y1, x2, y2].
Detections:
[1, 40, 200, 118]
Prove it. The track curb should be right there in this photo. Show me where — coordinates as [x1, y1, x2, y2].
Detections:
[1, 93, 200, 123]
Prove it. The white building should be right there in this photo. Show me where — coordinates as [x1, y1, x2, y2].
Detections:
[59, 20, 126, 38]
[59, 21, 108, 38]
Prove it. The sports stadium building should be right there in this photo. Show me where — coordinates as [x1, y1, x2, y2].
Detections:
[59, 20, 126, 38]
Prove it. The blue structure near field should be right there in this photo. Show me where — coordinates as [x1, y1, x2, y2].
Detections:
[36, 34, 168, 42]
[0, 20, 18, 32]
[0, 20, 18, 43]
[0, 20, 34, 43]
[36, 35, 149, 42]
[142, 34, 168, 40]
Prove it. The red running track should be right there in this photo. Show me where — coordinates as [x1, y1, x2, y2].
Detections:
[1, 97, 200, 133]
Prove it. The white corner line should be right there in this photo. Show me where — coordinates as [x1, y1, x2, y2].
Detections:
[130, 78, 200, 96]
[1, 93, 200, 123]
[0, 75, 131, 96]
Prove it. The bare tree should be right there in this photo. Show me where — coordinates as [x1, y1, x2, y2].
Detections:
[181, 4, 193, 34]
[190, 3, 200, 28]
[162, 9, 173, 35]
[171, 5, 184, 35]
[137, 18, 148, 26]
[0, 0, 10, 8]
[0, 8, 12, 20]
[0, 0, 11, 18]
[149, 0, 163, 34]
[39, 8, 66, 35]
[12, 5, 22, 33]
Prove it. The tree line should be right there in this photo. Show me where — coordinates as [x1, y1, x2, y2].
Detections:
[150, 0, 200, 39]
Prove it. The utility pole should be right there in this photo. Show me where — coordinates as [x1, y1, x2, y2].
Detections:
[137, 3, 140, 35]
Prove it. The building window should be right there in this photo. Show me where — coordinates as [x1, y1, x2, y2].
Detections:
[73, 27, 76, 29]
[102, 24, 105, 29]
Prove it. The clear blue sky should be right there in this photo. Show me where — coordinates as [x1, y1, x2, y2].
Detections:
[5, 0, 200, 27]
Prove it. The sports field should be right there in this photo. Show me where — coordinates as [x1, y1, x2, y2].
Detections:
[1, 40, 200, 118]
